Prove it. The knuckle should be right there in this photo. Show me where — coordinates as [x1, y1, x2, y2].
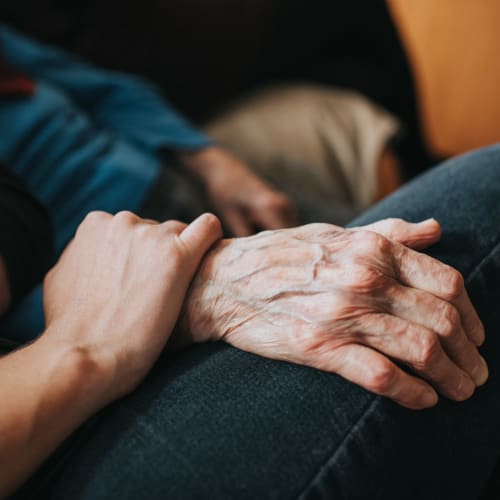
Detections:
[348, 266, 387, 293]
[366, 364, 397, 393]
[414, 332, 441, 370]
[442, 268, 464, 300]
[82, 210, 109, 226]
[162, 220, 184, 231]
[354, 230, 391, 255]
[114, 210, 138, 226]
[436, 304, 461, 339]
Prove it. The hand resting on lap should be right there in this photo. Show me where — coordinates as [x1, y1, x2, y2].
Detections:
[43, 210, 223, 402]
[180, 218, 488, 410]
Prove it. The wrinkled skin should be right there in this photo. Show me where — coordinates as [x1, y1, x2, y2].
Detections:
[181, 218, 488, 410]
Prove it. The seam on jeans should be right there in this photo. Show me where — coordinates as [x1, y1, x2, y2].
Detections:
[296, 237, 500, 499]
[465, 239, 500, 286]
[296, 394, 380, 499]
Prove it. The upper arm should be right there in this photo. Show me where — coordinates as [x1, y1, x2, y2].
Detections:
[0, 24, 212, 152]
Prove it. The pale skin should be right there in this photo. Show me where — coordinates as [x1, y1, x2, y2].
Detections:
[0, 211, 223, 497]
[0, 213, 488, 496]
[181, 218, 487, 409]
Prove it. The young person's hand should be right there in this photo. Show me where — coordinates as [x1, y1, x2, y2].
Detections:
[179, 146, 298, 236]
[43, 210, 222, 402]
[181, 218, 487, 410]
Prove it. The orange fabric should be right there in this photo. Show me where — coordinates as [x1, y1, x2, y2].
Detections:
[387, 0, 500, 157]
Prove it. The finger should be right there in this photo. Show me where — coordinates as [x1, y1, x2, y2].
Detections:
[252, 194, 299, 230]
[327, 343, 438, 409]
[455, 289, 485, 346]
[385, 282, 488, 386]
[360, 218, 441, 250]
[223, 209, 254, 237]
[180, 213, 222, 259]
[394, 244, 484, 346]
[358, 313, 476, 401]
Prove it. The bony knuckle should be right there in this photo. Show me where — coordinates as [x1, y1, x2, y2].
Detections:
[355, 230, 391, 254]
[443, 269, 464, 300]
[415, 333, 441, 369]
[349, 267, 387, 293]
[367, 364, 397, 393]
[437, 304, 460, 338]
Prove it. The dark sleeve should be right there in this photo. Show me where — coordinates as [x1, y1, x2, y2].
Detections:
[0, 164, 53, 304]
[0, 24, 213, 153]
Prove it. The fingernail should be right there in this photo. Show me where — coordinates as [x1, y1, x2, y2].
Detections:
[419, 218, 437, 225]
[455, 375, 475, 401]
[471, 356, 489, 386]
[419, 388, 438, 408]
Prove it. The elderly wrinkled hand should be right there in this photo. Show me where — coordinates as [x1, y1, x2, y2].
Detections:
[181, 218, 487, 410]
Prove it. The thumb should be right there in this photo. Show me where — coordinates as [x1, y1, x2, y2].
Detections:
[180, 213, 223, 261]
[360, 218, 441, 250]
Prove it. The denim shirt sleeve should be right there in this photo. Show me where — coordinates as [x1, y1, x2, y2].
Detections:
[0, 24, 213, 153]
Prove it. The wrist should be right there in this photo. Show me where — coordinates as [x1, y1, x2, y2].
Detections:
[179, 239, 233, 343]
[39, 325, 117, 411]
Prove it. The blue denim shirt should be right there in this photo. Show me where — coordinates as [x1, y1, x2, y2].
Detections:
[0, 25, 212, 341]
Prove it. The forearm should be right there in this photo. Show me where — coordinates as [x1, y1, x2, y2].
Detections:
[0, 25, 211, 152]
[0, 329, 109, 497]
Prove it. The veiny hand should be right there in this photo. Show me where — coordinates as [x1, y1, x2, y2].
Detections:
[43, 211, 222, 402]
[181, 218, 487, 410]
[179, 146, 298, 236]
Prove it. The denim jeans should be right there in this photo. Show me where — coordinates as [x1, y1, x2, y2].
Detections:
[15, 145, 500, 499]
